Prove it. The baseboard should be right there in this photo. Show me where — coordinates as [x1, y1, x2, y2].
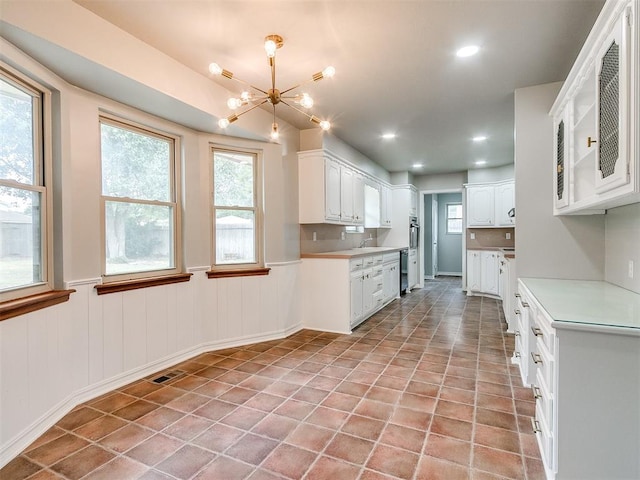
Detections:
[0, 323, 304, 469]
[436, 272, 462, 277]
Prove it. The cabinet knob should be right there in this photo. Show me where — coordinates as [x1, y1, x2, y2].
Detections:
[587, 136, 597, 147]
[531, 417, 542, 434]
[531, 326, 543, 337]
[531, 352, 543, 365]
[532, 385, 542, 400]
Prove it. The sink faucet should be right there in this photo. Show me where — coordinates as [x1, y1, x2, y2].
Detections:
[359, 237, 374, 248]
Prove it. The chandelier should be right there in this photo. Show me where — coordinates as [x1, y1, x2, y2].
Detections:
[209, 34, 335, 140]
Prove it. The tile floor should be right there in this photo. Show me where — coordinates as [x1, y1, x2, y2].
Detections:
[1, 277, 544, 480]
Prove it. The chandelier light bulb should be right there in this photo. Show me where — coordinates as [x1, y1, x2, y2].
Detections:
[227, 98, 241, 109]
[240, 91, 251, 101]
[270, 123, 279, 140]
[300, 93, 314, 109]
[320, 120, 331, 131]
[209, 62, 223, 75]
[322, 66, 336, 78]
[218, 118, 230, 129]
[264, 40, 277, 58]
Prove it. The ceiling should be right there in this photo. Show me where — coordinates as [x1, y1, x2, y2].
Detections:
[71, 0, 604, 174]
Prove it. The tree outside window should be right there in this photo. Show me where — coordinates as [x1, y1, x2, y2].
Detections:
[212, 148, 262, 267]
[100, 118, 179, 278]
[447, 203, 463, 234]
[0, 69, 48, 297]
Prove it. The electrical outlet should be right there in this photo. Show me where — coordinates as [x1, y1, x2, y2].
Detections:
[341, 231, 346, 240]
[629, 260, 634, 279]
[506, 232, 511, 240]
[470, 233, 476, 240]
[312, 231, 317, 242]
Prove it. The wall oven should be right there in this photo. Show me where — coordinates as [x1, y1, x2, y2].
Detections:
[409, 217, 419, 249]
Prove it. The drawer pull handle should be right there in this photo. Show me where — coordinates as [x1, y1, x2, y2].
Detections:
[514, 309, 521, 315]
[531, 352, 543, 365]
[531, 417, 542, 434]
[515, 293, 521, 298]
[587, 136, 597, 147]
[522, 301, 530, 308]
[531, 326, 543, 337]
[514, 330, 520, 337]
[532, 385, 542, 400]
[514, 351, 521, 358]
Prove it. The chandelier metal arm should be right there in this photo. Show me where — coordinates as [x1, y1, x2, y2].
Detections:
[231, 98, 269, 120]
[279, 99, 317, 122]
[226, 74, 269, 96]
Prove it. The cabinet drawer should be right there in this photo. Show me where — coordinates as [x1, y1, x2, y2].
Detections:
[372, 266, 383, 278]
[383, 252, 398, 264]
[373, 255, 384, 265]
[531, 340, 554, 394]
[363, 256, 375, 268]
[531, 311, 555, 356]
[533, 403, 555, 471]
[350, 258, 364, 271]
[533, 370, 554, 429]
[372, 290, 384, 308]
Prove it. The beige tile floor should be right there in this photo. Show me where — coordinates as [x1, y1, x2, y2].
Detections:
[1, 277, 544, 480]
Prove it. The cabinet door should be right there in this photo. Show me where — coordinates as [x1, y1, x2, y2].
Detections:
[353, 173, 365, 225]
[594, 9, 631, 194]
[408, 249, 418, 288]
[466, 251, 482, 291]
[466, 186, 495, 226]
[481, 251, 499, 295]
[553, 109, 570, 210]
[495, 182, 515, 226]
[380, 184, 393, 227]
[340, 166, 354, 222]
[409, 188, 418, 217]
[362, 269, 375, 315]
[350, 271, 363, 326]
[325, 158, 341, 221]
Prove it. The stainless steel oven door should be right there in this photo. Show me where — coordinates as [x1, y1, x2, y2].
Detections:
[409, 224, 419, 249]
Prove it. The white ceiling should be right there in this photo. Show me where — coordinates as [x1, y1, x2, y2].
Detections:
[71, 0, 604, 174]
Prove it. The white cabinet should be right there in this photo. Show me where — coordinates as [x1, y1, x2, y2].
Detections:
[301, 250, 399, 333]
[466, 185, 495, 226]
[550, 0, 639, 214]
[409, 187, 418, 217]
[480, 251, 499, 295]
[466, 250, 500, 296]
[466, 251, 482, 292]
[298, 150, 368, 225]
[380, 184, 393, 228]
[517, 278, 640, 480]
[408, 248, 418, 289]
[465, 181, 515, 227]
[353, 173, 365, 225]
[499, 255, 517, 333]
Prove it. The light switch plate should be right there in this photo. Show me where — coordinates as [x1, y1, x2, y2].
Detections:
[470, 233, 476, 240]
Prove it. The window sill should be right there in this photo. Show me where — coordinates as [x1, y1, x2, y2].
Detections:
[95, 273, 193, 295]
[0, 289, 76, 322]
[206, 267, 271, 279]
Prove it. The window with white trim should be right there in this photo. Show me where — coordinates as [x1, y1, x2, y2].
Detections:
[211, 147, 263, 269]
[100, 116, 181, 280]
[0, 66, 52, 301]
[446, 203, 463, 234]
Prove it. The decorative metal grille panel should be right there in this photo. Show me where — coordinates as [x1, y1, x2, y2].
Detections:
[599, 41, 619, 178]
[557, 120, 565, 200]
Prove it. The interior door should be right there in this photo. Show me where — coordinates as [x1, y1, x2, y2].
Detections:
[432, 196, 438, 277]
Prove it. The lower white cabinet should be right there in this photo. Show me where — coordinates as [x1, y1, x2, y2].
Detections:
[515, 278, 640, 480]
[499, 256, 517, 332]
[301, 251, 399, 334]
[408, 248, 418, 290]
[466, 250, 499, 296]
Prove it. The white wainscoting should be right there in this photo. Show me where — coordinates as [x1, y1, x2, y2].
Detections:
[0, 261, 302, 468]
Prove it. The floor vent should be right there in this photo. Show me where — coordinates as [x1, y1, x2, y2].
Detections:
[152, 370, 184, 384]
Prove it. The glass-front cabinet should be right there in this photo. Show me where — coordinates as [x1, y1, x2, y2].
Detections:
[550, 0, 638, 215]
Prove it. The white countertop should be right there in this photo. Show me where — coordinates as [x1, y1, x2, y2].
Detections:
[520, 278, 640, 332]
[301, 246, 405, 259]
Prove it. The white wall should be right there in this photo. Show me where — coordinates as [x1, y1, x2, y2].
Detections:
[413, 172, 467, 192]
[0, 24, 304, 469]
[514, 83, 605, 280]
[605, 203, 640, 294]
[467, 164, 514, 184]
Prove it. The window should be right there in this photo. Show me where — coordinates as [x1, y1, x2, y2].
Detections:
[211, 147, 264, 272]
[0, 66, 52, 301]
[100, 116, 181, 281]
[446, 203, 463, 234]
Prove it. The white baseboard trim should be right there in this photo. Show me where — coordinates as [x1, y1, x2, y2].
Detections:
[0, 322, 304, 469]
[436, 272, 462, 277]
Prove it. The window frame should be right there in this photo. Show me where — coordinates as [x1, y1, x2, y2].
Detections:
[210, 145, 265, 273]
[98, 114, 182, 283]
[0, 63, 53, 303]
[446, 202, 463, 235]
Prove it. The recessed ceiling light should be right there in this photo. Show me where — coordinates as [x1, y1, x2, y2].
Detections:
[412, 163, 423, 169]
[475, 160, 487, 166]
[472, 135, 487, 142]
[381, 133, 396, 140]
[456, 45, 480, 58]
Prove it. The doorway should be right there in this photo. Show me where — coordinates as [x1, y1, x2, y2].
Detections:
[422, 191, 463, 280]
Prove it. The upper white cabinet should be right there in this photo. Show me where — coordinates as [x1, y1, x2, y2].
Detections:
[380, 184, 393, 228]
[409, 187, 418, 217]
[550, 0, 639, 214]
[340, 166, 355, 223]
[466, 181, 515, 227]
[324, 156, 341, 221]
[353, 173, 365, 225]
